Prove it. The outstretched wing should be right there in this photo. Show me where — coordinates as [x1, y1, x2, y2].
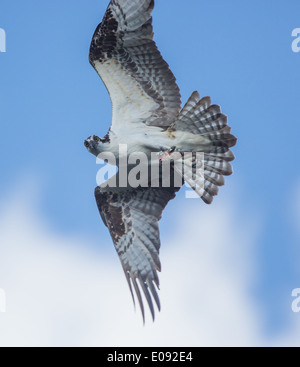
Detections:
[89, 0, 181, 131]
[95, 185, 178, 321]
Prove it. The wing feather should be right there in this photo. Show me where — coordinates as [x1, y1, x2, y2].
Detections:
[95, 185, 178, 321]
[89, 0, 181, 131]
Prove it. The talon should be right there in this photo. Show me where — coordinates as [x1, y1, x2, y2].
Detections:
[157, 146, 178, 163]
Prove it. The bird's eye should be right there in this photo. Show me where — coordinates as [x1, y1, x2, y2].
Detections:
[94, 136, 100, 142]
[84, 141, 89, 148]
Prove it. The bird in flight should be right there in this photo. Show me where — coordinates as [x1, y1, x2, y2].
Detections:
[84, 0, 237, 321]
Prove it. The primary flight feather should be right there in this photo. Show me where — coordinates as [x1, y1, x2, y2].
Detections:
[84, 0, 237, 321]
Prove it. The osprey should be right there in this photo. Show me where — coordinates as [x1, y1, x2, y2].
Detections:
[84, 0, 237, 321]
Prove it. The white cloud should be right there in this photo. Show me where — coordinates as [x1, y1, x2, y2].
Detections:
[0, 180, 299, 347]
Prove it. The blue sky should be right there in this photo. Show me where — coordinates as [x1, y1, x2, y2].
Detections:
[0, 0, 300, 345]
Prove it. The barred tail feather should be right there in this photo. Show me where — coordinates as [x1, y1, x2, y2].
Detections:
[172, 91, 237, 204]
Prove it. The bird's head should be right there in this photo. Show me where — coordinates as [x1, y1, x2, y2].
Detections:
[84, 135, 107, 156]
